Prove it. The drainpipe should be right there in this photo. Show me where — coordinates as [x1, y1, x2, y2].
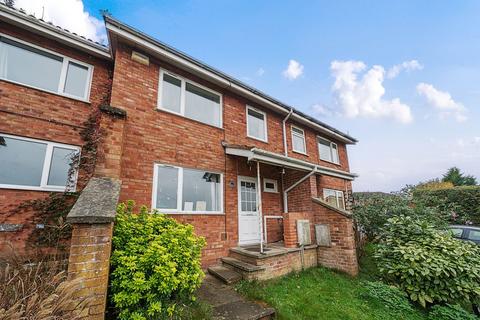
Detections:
[256, 161, 265, 254]
[283, 166, 317, 213]
[282, 109, 294, 156]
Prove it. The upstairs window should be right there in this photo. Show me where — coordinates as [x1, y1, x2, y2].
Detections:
[291, 126, 306, 154]
[318, 137, 339, 164]
[0, 35, 92, 100]
[246, 105, 267, 142]
[323, 189, 345, 210]
[152, 164, 223, 213]
[158, 69, 222, 127]
[0, 134, 80, 191]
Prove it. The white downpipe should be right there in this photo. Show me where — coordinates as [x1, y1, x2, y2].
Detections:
[283, 167, 317, 213]
[282, 109, 294, 156]
[256, 161, 265, 254]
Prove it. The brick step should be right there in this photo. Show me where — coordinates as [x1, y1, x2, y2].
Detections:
[221, 257, 265, 272]
[207, 265, 242, 284]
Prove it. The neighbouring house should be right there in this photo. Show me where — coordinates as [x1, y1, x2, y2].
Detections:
[0, 4, 359, 277]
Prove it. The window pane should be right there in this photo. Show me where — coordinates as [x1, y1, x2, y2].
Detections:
[323, 189, 337, 207]
[47, 147, 78, 186]
[0, 38, 62, 92]
[292, 133, 306, 153]
[156, 166, 178, 209]
[449, 228, 463, 238]
[467, 230, 480, 241]
[185, 83, 221, 127]
[0, 136, 47, 186]
[247, 108, 266, 140]
[182, 169, 221, 212]
[337, 191, 345, 209]
[64, 62, 88, 98]
[332, 144, 339, 164]
[161, 73, 181, 113]
[318, 139, 332, 162]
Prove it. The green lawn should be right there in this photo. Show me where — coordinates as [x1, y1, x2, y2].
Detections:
[235, 245, 428, 320]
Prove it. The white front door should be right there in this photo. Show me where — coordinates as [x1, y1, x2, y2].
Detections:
[238, 176, 260, 245]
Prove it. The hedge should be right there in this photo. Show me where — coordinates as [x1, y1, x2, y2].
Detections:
[413, 186, 480, 225]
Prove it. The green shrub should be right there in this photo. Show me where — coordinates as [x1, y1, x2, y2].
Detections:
[376, 215, 480, 307]
[428, 304, 477, 320]
[413, 186, 480, 225]
[109, 201, 206, 320]
[360, 281, 414, 313]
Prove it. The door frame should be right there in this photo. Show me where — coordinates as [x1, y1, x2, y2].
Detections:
[237, 175, 260, 245]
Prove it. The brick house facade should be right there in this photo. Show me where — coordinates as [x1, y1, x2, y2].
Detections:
[0, 5, 359, 275]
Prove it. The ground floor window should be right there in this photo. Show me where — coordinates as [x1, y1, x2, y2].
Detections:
[323, 188, 345, 210]
[0, 133, 80, 191]
[152, 164, 223, 213]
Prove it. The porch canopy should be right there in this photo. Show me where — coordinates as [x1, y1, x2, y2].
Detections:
[223, 143, 358, 181]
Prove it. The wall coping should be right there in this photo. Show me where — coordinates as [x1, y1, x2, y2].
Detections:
[311, 197, 353, 219]
[67, 177, 121, 224]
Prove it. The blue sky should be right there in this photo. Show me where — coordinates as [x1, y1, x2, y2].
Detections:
[15, 0, 480, 191]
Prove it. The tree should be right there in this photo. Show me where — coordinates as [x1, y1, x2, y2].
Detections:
[442, 167, 478, 186]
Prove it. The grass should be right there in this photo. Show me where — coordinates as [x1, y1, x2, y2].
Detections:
[235, 244, 428, 320]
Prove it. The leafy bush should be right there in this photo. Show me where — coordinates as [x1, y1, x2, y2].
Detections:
[0, 255, 90, 319]
[110, 201, 206, 320]
[428, 304, 477, 320]
[376, 215, 480, 307]
[353, 193, 450, 239]
[413, 186, 480, 225]
[360, 281, 414, 313]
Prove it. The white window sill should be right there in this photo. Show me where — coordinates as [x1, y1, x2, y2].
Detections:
[151, 210, 225, 215]
[292, 149, 308, 156]
[247, 134, 268, 143]
[0, 78, 90, 103]
[0, 184, 72, 192]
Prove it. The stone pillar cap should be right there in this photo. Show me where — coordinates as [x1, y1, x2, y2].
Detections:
[67, 177, 121, 224]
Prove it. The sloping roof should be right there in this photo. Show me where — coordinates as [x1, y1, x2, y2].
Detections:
[0, 3, 110, 58]
[103, 14, 358, 144]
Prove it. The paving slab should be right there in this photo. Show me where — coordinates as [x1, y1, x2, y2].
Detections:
[197, 274, 275, 320]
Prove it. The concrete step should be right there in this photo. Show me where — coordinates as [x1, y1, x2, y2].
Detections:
[208, 265, 242, 284]
[221, 257, 266, 272]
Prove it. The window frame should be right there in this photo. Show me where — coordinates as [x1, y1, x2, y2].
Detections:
[0, 32, 94, 102]
[263, 178, 278, 193]
[323, 188, 345, 209]
[0, 133, 81, 192]
[151, 163, 224, 215]
[317, 136, 340, 165]
[157, 68, 223, 128]
[291, 125, 307, 155]
[246, 105, 268, 142]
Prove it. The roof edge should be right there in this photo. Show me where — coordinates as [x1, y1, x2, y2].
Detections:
[103, 14, 358, 144]
[0, 3, 111, 59]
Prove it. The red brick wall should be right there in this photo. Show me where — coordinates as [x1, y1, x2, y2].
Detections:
[0, 24, 112, 253]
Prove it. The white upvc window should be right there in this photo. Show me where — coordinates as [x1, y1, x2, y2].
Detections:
[323, 188, 345, 210]
[246, 105, 268, 142]
[0, 134, 80, 192]
[263, 178, 278, 193]
[318, 136, 340, 164]
[157, 69, 223, 128]
[0, 33, 93, 101]
[291, 125, 306, 154]
[152, 164, 224, 214]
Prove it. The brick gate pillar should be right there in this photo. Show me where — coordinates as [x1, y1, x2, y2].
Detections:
[66, 177, 121, 320]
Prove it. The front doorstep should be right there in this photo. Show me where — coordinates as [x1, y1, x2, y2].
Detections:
[223, 243, 319, 281]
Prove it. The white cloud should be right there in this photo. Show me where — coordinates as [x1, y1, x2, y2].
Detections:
[416, 82, 467, 122]
[330, 60, 413, 124]
[256, 68, 265, 77]
[387, 60, 423, 79]
[311, 103, 335, 117]
[282, 59, 304, 80]
[13, 0, 107, 43]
